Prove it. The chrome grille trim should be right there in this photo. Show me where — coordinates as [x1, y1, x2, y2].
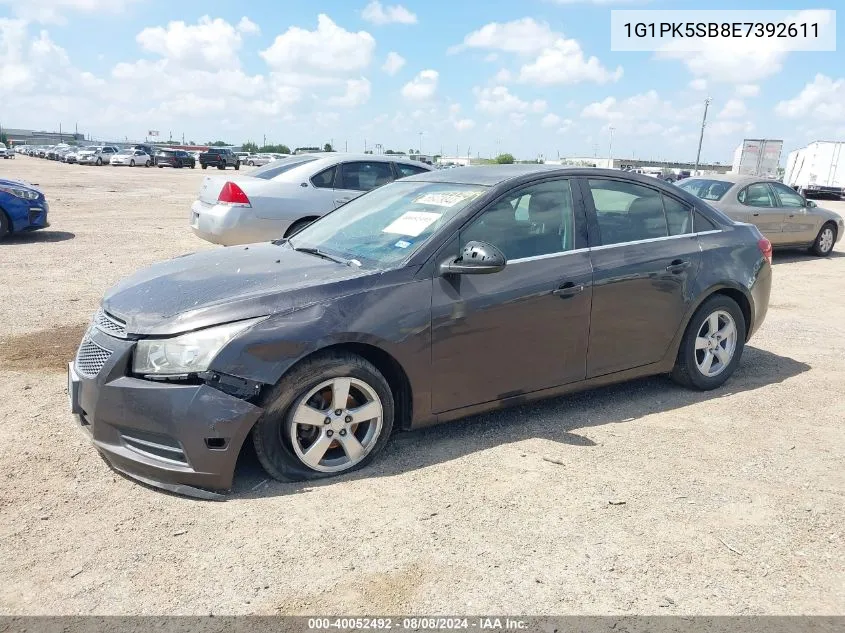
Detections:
[74, 337, 113, 378]
[94, 309, 127, 338]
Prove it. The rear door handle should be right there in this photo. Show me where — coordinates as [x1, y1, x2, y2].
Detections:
[552, 282, 584, 298]
[666, 259, 691, 273]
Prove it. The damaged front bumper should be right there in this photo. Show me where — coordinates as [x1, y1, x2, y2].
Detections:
[67, 325, 263, 499]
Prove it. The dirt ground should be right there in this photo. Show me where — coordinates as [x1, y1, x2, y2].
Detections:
[0, 157, 843, 616]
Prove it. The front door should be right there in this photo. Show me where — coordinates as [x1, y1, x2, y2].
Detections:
[769, 181, 819, 244]
[333, 161, 395, 208]
[580, 177, 702, 377]
[430, 178, 592, 413]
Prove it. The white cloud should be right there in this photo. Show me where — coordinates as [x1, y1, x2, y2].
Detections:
[517, 38, 623, 85]
[381, 51, 405, 75]
[236, 16, 260, 35]
[580, 90, 702, 139]
[401, 69, 438, 100]
[261, 14, 375, 74]
[542, 113, 561, 127]
[735, 84, 759, 98]
[454, 119, 476, 131]
[689, 78, 707, 91]
[657, 9, 833, 84]
[137, 15, 255, 71]
[326, 77, 371, 107]
[0, 0, 139, 23]
[775, 74, 844, 121]
[493, 68, 513, 83]
[361, 1, 417, 25]
[484, 53, 498, 62]
[450, 18, 556, 55]
[549, 0, 644, 3]
[474, 85, 546, 115]
[718, 99, 747, 119]
[452, 17, 621, 86]
[557, 118, 574, 133]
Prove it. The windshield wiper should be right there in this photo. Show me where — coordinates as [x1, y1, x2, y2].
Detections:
[292, 246, 355, 266]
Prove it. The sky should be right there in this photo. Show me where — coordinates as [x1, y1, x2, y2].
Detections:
[0, 0, 842, 163]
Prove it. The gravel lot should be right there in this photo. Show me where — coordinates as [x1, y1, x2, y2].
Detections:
[1, 157, 843, 615]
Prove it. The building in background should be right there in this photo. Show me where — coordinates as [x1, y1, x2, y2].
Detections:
[2, 127, 86, 146]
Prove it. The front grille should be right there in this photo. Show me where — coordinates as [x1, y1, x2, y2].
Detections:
[94, 309, 127, 338]
[75, 338, 113, 378]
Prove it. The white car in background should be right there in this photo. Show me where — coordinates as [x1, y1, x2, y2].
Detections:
[110, 148, 152, 167]
[0, 143, 11, 159]
[190, 153, 434, 245]
[78, 146, 119, 165]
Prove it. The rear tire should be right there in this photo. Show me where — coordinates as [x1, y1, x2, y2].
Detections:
[96, 157, 102, 166]
[217, 164, 225, 170]
[810, 222, 836, 257]
[285, 217, 315, 237]
[202, 164, 207, 170]
[671, 295, 746, 391]
[130, 160, 135, 167]
[252, 352, 395, 482]
[234, 162, 240, 171]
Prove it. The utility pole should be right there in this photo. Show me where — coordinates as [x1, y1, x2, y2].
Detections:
[345, 140, 348, 152]
[608, 126, 615, 169]
[364, 138, 367, 153]
[59, 123, 62, 142]
[694, 97, 712, 176]
[263, 133, 266, 148]
[418, 131, 424, 155]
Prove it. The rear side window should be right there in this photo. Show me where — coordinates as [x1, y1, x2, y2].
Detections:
[251, 156, 319, 180]
[737, 183, 775, 208]
[586, 179, 668, 245]
[311, 166, 336, 189]
[694, 211, 718, 232]
[395, 162, 430, 178]
[662, 195, 692, 236]
[338, 161, 394, 191]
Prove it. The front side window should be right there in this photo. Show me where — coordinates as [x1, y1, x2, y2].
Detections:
[290, 181, 487, 268]
[339, 161, 394, 191]
[586, 179, 668, 245]
[737, 183, 775, 208]
[769, 182, 806, 208]
[460, 180, 575, 260]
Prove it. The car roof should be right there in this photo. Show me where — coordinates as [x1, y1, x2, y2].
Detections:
[683, 173, 775, 186]
[298, 152, 434, 168]
[400, 164, 625, 186]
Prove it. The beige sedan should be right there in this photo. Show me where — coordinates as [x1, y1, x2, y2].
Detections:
[678, 174, 843, 256]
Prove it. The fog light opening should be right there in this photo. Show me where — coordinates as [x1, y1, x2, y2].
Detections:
[205, 437, 229, 450]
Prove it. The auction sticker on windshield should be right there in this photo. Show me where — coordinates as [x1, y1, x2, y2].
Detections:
[413, 191, 480, 207]
[383, 211, 442, 237]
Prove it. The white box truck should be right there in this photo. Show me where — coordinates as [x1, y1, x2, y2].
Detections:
[731, 139, 783, 178]
[783, 141, 845, 198]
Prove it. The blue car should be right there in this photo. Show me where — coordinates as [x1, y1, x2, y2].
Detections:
[0, 178, 49, 239]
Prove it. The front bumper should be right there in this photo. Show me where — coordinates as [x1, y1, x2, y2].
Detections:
[9, 199, 49, 233]
[67, 325, 263, 498]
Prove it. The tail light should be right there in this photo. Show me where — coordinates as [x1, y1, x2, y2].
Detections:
[758, 237, 772, 265]
[217, 182, 251, 206]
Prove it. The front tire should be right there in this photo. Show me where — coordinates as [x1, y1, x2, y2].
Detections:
[96, 157, 102, 166]
[130, 160, 135, 167]
[252, 352, 395, 482]
[234, 162, 240, 171]
[671, 295, 746, 391]
[202, 164, 207, 169]
[810, 222, 836, 257]
[0, 211, 9, 239]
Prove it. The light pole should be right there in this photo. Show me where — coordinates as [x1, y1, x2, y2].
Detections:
[694, 97, 712, 175]
[418, 131, 424, 155]
[608, 126, 615, 168]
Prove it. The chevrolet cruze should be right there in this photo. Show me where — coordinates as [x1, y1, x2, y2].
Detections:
[69, 166, 772, 499]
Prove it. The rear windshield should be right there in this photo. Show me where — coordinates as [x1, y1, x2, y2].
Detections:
[160, 150, 176, 157]
[677, 178, 734, 201]
[251, 156, 319, 180]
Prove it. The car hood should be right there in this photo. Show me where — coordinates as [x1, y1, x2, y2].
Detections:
[102, 242, 375, 336]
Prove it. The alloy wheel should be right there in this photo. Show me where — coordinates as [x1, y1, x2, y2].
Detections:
[288, 377, 383, 473]
[819, 227, 835, 254]
[695, 310, 738, 378]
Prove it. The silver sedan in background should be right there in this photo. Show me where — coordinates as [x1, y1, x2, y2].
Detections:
[190, 153, 434, 246]
[677, 174, 843, 256]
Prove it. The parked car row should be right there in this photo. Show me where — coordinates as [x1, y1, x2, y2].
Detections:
[16, 143, 205, 169]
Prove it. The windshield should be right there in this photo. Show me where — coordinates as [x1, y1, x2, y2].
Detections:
[251, 155, 319, 180]
[289, 181, 488, 268]
[677, 178, 734, 201]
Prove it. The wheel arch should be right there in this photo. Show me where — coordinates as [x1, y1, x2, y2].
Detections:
[0, 205, 12, 236]
[283, 216, 321, 238]
[260, 341, 414, 432]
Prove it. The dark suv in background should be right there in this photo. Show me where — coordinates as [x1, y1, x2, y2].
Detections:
[200, 148, 240, 170]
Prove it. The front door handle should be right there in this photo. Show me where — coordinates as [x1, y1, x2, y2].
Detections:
[552, 282, 584, 298]
[752, 212, 760, 217]
[666, 259, 691, 274]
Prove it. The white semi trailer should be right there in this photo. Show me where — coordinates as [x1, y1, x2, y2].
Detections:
[783, 141, 845, 198]
[731, 139, 783, 178]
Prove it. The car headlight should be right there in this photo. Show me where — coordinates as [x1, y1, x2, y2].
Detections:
[0, 185, 39, 200]
[132, 317, 265, 376]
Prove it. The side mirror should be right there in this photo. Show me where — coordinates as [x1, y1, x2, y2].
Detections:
[439, 241, 506, 276]
[806, 199, 817, 208]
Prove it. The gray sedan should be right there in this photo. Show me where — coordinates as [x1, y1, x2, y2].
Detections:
[677, 174, 843, 256]
[190, 153, 434, 246]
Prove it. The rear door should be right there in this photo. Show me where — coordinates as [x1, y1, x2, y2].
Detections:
[769, 181, 819, 244]
[333, 161, 395, 207]
[580, 177, 702, 377]
[735, 182, 787, 244]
